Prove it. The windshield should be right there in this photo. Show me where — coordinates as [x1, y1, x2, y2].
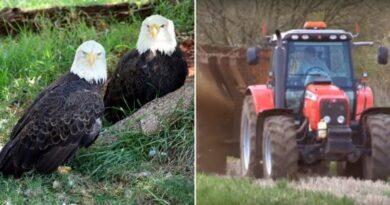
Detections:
[285, 41, 355, 114]
[286, 41, 353, 88]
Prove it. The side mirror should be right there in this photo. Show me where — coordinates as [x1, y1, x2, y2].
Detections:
[247, 47, 260, 65]
[378, 46, 388, 65]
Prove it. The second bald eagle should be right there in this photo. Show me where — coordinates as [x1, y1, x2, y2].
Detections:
[104, 15, 188, 123]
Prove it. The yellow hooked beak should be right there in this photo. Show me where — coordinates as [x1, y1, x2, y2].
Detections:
[149, 24, 160, 39]
[86, 52, 97, 66]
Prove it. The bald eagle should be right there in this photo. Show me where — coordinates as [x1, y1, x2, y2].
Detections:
[104, 15, 188, 123]
[0, 40, 107, 177]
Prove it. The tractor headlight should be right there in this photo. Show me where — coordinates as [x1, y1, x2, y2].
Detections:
[302, 34, 310, 40]
[337, 115, 345, 124]
[329, 34, 337, 40]
[339, 34, 348, 40]
[317, 120, 328, 139]
[291, 34, 299, 40]
[323, 116, 331, 123]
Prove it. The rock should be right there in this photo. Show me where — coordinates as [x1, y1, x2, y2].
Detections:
[52, 180, 61, 189]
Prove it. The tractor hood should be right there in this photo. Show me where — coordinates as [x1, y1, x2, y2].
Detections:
[303, 83, 350, 130]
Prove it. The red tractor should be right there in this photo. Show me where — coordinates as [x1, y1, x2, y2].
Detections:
[241, 21, 390, 180]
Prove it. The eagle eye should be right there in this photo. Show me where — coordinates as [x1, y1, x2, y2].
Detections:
[97, 52, 102, 56]
[161, 24, 165, 28]
[81, 51, 87, 55]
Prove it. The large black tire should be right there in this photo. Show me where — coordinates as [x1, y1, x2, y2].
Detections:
[363, 114, 390, 180]
[240, 96, 262, 177]
[263, 115, 298, 179]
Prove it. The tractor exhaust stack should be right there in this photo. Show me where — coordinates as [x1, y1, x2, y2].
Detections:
[274, 30, 286, 108]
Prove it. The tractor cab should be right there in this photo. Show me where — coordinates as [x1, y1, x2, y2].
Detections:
[242, 21, 390, 180]
[275, 23, 356, 117]
[247, 22, 387, 118]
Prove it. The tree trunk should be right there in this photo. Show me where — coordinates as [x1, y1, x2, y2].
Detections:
[97, 80, 194, 145]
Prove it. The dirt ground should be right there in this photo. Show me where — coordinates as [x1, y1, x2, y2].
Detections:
[292, 176, 390, 205]
[251, 175, 390, 205]
[225, 157, 390, 205]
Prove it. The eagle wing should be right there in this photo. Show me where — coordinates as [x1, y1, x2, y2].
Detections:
[104, 50, 139, 105]
[9, 83, 61, 140]
[104, 48, 188, 124]
[104, 49, 139, 121]
[0, 81, 104, 177]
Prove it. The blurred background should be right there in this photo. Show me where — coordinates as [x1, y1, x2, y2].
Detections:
[196, 0, 390, 174]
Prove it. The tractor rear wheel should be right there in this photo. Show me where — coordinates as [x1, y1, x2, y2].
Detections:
[363, 114, 390, 180]
[240, 96, 262, 177]
[263, 115, 298, 179]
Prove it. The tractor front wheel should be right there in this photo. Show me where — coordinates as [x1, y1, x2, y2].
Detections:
[263, 115, 298, 179]
[363, 114, 390, 180]
[240, 96, 262, 177]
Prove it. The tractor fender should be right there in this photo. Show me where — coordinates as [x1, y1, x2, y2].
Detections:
[359, 107, 390, 127]
[246, 85, 294, 135]
[355, 85, 374, 120]
[246, 85, 274, 114]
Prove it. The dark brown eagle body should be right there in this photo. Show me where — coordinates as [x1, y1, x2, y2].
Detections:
[0, 73, 104, 177]
[104, 48, 188, 123]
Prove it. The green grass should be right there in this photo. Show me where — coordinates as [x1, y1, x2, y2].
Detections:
[383, 190, 390, 198]
[0, 0, 148, 10]
[0, 108, 193, 204]
[0, 0, 194, 204]
[196, 174, 355, 205]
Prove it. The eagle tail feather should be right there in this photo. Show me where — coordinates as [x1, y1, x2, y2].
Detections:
[35, 145, 79, 174]
[0, 141, 24, 178]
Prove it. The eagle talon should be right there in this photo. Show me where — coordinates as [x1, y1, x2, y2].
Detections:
[57, 166, 72, 174]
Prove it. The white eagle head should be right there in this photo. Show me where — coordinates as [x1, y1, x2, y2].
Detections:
[71, 40, 107, 84]
[136, 14, 177, 55]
